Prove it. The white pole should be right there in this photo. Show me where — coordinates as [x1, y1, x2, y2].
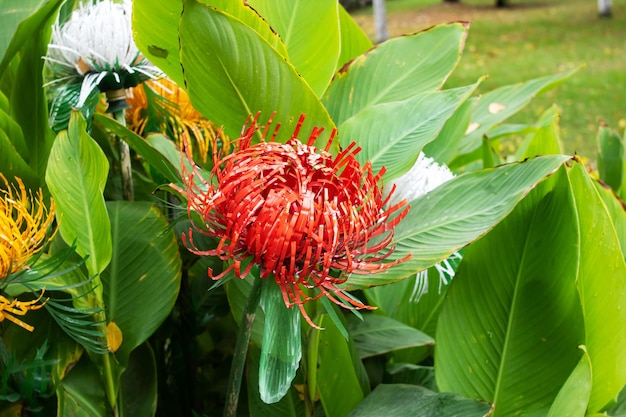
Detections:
[598, 0, 612, 17]
[373, 0, 388, 43]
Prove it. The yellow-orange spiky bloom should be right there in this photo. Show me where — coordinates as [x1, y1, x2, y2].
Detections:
[126, 78, 225, 163]
[0, 175, 55, 331]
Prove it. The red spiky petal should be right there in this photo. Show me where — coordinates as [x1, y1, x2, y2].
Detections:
[179, 114, 411, 326]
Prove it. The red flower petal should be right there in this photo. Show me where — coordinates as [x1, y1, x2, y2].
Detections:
[179, 114, 411, 325]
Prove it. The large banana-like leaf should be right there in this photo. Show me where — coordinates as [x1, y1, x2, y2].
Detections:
[546, 347, 592, 417]
[336, 5, 372, 70]
[363, 257, 460, 343]
[594, 180, 626, 258]
[346, 154, 569, 288]
[570, 161, 626, 412]
[249, 0, 340, 97]
[199, 0, 288, 57]
[46, 111, 111, 277]
[364, 112, 565, 344]
[0, 0, 63, 76]
[133, 0, 288, 87]
[339, 85, 476, 180]
[0, 127, 38, 188]
[347, 384, 491, 417]
[423, 99, 473, 165]
[131, 0, 184, 86]
[435, 166, 584, 416]
[57, 355, 107, 417]
[0, 107, 26, 158]
[323, 23, 468, 127]
[456, 69, 577, 156]
[11, 3, 56, 179]
[348, 314, 433, 359]
[101, 201, 181, 367]
[0, 0, 42, 62]
[179, 0, 335, 144]
[597, 123, 624, 191]
[119, 343, 158, 417]
[312, 314, 367, 417]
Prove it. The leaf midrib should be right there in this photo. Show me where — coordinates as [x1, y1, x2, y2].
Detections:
[491, 200, 537, 410]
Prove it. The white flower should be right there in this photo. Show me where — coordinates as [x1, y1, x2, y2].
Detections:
[44, 0, 162, 119]
[388, 151, 461, 304]
[387, 151, 455, 208]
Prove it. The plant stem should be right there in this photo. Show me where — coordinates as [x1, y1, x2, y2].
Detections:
[112, 108, 133, 201]
[95, 309, 119, 417]
[223, 278, 263, 417]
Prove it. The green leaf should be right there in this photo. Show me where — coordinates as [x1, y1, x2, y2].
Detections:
[0, 127, 38, 188]
[423, 98, 473, 165]
[102, 201, 182, 367]
[570, 161, 626, 412]
[481, 135, 500, 168]
[134, 0, 291, 88]
[132, 0, 184, 86]
[364, 252, 462, 340]
[314, 314, 366, 417]
[45, 111, 112, 277]
[347, 384, 491, 417]
[547, 346, 592, 417]
[0, 0, 63, 76]
[435, 166, 585, 416]
[339, 85, 476, 180]
[337, 5, 372, 70]
[593, 180, 626, 259]
[247, 344, 304, 417]
[179, 0, 335, 145]
[258, 279, 302, 404]
[385, 363, 436, 390]
[57, 355, 107, 417]
[346, 154, 570, 288]
[0, 107, 26, 159]
[119, 343, 158, 417]
[516, 106, 564, 159]
[457, 69, 577, 155]
[94, 114, 181, 183]
[145, 133, 183, 171]
[0, 0, 42, 62]
[200, 0, 288, 57]
[597, 123, 624, 191]
[348, 314, 433, 359]
[609, 385, 626, 416]
[11, 6, 55, 179]
[248, 0, 340, 97]
[319, 297, 351, 341]
[323, 23, 468, 126]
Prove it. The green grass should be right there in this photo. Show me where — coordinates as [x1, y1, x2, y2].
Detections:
[352, 0, 626, 159]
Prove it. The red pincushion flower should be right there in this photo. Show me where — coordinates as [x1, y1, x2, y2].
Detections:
[180, 114, 410, 325]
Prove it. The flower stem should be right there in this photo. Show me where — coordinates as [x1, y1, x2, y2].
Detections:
[94, 309, 119, 416]
[223, 278, 263, 417]
[111, 105, 133, 201]
[103, 353, 119, 417]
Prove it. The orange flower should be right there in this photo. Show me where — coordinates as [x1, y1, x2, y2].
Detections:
[126, 78, 224, 163]
[179, 115, 410, 325]
[0, 175, 55, 331]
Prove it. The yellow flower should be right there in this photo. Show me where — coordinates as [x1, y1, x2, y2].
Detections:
[126, 78, 226, 163]
[0, 175, 55, 331]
